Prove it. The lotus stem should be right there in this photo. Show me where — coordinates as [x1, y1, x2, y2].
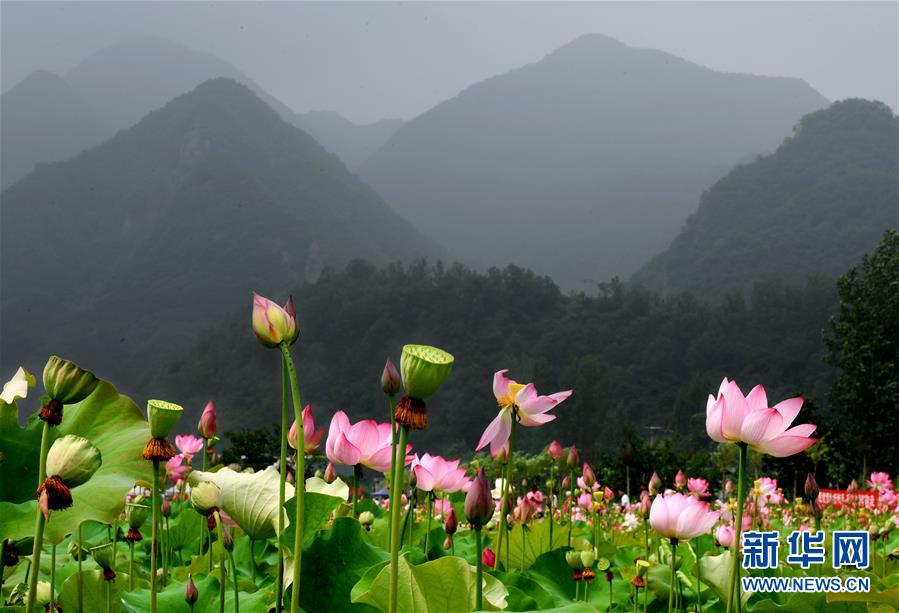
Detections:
[475, 526, 484, 611]
[726, 444, 747, 613]
[352, 467, 359, 517]
[696, 545, 703, 612]
[388, 424, 410, 613]
[78, 522, 84, 610]
[199, 437, 208, 559]
[106, 576, 112, 613]
[250, 538, 257, 586]
[669, 539, 678, 613]
[151, 460, 160, 613]
[214, 512, 225, 613]
[227, 545, 239, 613]
[502, 419, 517, 569]
[129, 541, 134, 591]
[50, 543, 56, 608]
[567, 468, 575, 547]
[386, 394, 397, 543]
[548, 463, 555, 552]
[279, 343, 305, 613]
[424, 494, 432, 554]
[276, 360, 288, 613]
[521, 523, 526, 571]
[26, 421, 51, 611]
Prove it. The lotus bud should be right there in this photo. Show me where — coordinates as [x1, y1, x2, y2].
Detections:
[394, 345, 454, 430]
[581, 549, 596, 568]
[91, 543, 116, 580]
[185, 574, 199, 605]
[649, 472, 662, 496]
[548, 440, 564, 461]
[582, 463, 596, 489]
[604, 486, 614, 502]
[443, 535, 453, 549]
[359, 511, 375, 531]
[198, 400, 217, 439]
[464, 468, 492, 528]
[380, 359, 401, 396]
[724, 479, 734, 494]
[39, 356, 99, 425]
[674, 470, 686, 490]
[566, 550, 584, 570]
[804, 473, 819, 502]
[494, 443, 509, 463]
[220, 526, 234, 551]
[190, 481, 222, 516]
[481, 546, 496, 569]
[847, 479, 858, 493]
[161, 497, 172, 518]
[562, 475, 570, 489]
[324, 462, 337, 483]
[252, 292, 298, 348]
[444, 507, 458, 535]
[566, 445, 580, 469]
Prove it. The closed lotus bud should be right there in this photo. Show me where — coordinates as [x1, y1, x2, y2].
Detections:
[649, 472, 662, 495]
[725, 479, 734, 494]
[161, 497, 172, 518]
[847, 479, 858, 493]
[562, 475, 571, 489]
[444, 508, 458, 535]
[185, 574, 199, 605]
[494, 443, 509, 463]
[464, 468, 493, 528]
[220, 526, 234, 551]
[548, 440, 564, 461]
[674, 470, 687, 489]
[566, 550, 584, 569]
[252, 293, 298, 348]
[443, 535, 453, 549]
[399, 345, 454, 400]
[380, 359, 401, 396]
[43, 356, 99, 405]
[804, 473, 819, 502]
[482, 546, 496, 569]
[46, 435, 102, 487]
[147, 399, 184, 439]
[359, 511, 375, 530]
[582, 463, 596, 489]
[190, 481, 222, 515]
[567, 445, 580, 469]
[197, 400, 217, 439]
[324, 462, 337, 484]
[581, 549, 596, 568]
[604, 486, 614, 502]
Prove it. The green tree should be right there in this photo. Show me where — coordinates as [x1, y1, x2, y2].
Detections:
[824, 230, 899, 477]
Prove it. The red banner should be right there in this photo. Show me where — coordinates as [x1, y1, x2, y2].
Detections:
[817, 489, 878, 509]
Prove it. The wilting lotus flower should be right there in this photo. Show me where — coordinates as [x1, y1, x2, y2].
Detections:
[251, 292, 298, 348]
[705, 378, 816, 457]
[175, 435, 204, 461]
[1, 367, 34, 404]
[649, 492, 719, 541]
[325, 410, 401, 473]
[716, 524, 735, 548]
[548, 440, 565, 461]
[288, 405, 325, 453]
[197, 400, 217, 439]
[476, 370, 572, 455]
[411, 453, 469, 494]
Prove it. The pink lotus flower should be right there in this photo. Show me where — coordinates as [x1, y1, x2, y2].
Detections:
[251, 292, 298, 348]
[649, 492, 720, 541]
[165, 454, 189, 484]
[705, 378, 817, 457]
[476, 370, 572, 455]
[867, 472, 893, 492]
[687, 478, 710, 497]
[197, 400, 217, 439]
[411, 453, 470, 494]
[674, 470, 687, 489]
[716, 524, 735, 548]
[548, 440, 565, 461]
[577, 491, 593, 511]
[482, 546, 496, 569]
[288, 405, 325, 453]
[325, 410, 405, 473]
[175, 435, 204, 461]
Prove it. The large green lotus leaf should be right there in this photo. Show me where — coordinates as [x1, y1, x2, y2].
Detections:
[0, 380, 151, 544]
[351, 554, 508, 612]
[697, 550, 750, 608]
[751, 592, 829, 612]
[58, 569, 145, 612]
[121, 573, 271, 613]
[189, 466, 293, 540]
[826, 584, 899, 609]
[505, 520, 571, 570]
[279, 477, 350, 553]
[306, 475, 349, 500]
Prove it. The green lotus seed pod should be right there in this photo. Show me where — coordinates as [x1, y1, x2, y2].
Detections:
[400, 344, 454, 399]
[565, 550, 584, 569]
[45, 435, 102, 487]
[359, 511, 375, 526]
[147, 399, 184, 438]
[581, 549, 596, 568]
[42, 356, 99, 404]
[126, 499, 149, 529]
[90, 542, 115, 571]
[34, 581, 52, 606]
[636, 559, 651, 577]
[596, 557, 611, 571]
[190, 481, 222, 514]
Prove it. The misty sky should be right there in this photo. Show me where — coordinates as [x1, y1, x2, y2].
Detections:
[2, 1, 897, 125]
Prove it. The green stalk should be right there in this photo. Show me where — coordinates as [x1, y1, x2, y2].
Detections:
[276, 360, 288, 613]
[151, 460, 160, 613]
[162, 516, 169, 587]
[50, 543, 56, 609]
[548, 463, 555, 551]
[199, 438, 208, 558]
[250, 539, 257, 586]
[502, 420, 517, 569]
[214, 512, 225, 613]
[386, 394, 397, 543]
[475, 526, 484, 611]
[77, 522, 84, 611]
[279, 344, 305, 613]
[521, 523, 526, 571]
[352, 467, 359, 518]
[388, 425, 410, 613]
[726, 444, 747, 613]
[424, 494, 432, 554]
[567, 468, 575, 547]
[669, 539, 678, 613]
[25, 421, 51, 611]
[129, 540, 135, 591]
[696, 545, 703, 612]
[106, 577, 112, 613]
[227, 546, 240, 613]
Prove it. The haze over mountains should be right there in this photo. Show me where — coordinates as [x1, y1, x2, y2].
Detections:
[0, 37, 403, 187]
[359, 33, 830, 287]
[0, 79, 435, 380]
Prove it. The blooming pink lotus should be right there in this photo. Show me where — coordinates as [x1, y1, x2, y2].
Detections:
[705, 378, 817, 457]
[410, 453, 470, 494]
[649, 492, 720, 541]
[867, 472, 893, 492]
[715, 524, 735, 548]
[687, 478, 710, 497]
[325, 410, 407, 473]
[165, 454, 189, 484]
[288, 405, 325, 454]
[175, 435, 204, 462]
[476, 370, 572, 455]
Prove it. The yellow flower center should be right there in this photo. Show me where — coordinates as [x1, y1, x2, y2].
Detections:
[498, 382, 526, 410]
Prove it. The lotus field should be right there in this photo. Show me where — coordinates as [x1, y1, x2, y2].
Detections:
[1, 292, 897, 613]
